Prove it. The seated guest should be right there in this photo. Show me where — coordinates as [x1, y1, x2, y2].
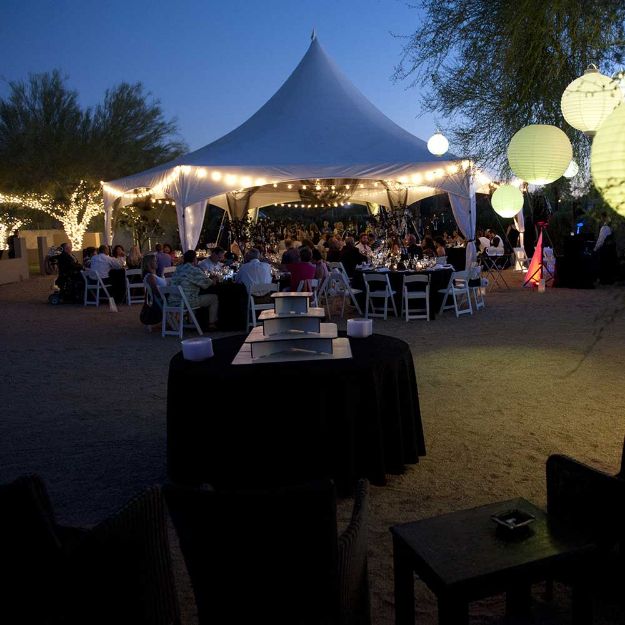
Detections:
[281, 238, 300, 267]
[235, 248, 274, 298]
[287, 246, 317, 291]
[312, 247, 329, 284]
[82, 246, 97, 268]
[163, 243, 176, 261]
[127, 245, 142, 270]
[199, 247, 226, 273]
[90, 244, 123, 279]
[326, 237, 342, 262]
[339, 236, 366, 277]
[140, 253, 165, 328]
[477, 229, 491, 253]
[356, 232, 373, 257]
[434, 236, 447, 257]
[170, 250, 219, 330]
[156, 244, 173, 276]
[421, 236, 436, 257]
[404, 234, 423, 259]
[112, 244, 126, 264]
[56, 242, 82, 290]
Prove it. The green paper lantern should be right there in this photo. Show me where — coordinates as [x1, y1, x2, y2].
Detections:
[507, 125, 572, 185]
[491, 185, 524, 218]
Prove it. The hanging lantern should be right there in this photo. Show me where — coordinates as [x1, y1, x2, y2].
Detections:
[491, 185, 524, 218]
[427, 132, 449, 156]
[507, 125, 572, 185]
[563, 160, 579, 179]
[591, 104, 625, 216]
[561, 65, 623, 137]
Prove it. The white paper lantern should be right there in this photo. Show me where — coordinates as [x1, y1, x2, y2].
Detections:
[427, 132, 449, 156]
[491, 185, 524, 218]
[561, 66, 623, 137]
[507, 125, 572, 185]
[591, 104, 625, 216]
[563, 160, 579, 179]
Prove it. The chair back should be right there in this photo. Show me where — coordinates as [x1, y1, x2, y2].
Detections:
[250, 282, 278, 297]
[158, 285, 183, 307]
[402, 274, 429, 286]
[363, 273, 390, 288]
[125, 268, 142, 280]
[436, 256, 447, 265]
[162, 266, 176, 277]
[163, 480, 340, 625]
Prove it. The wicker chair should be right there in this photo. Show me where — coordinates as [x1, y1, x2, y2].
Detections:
[164, 478, 370, 625]
[0, 475, 185, 625]
[546, 440, 625, 609]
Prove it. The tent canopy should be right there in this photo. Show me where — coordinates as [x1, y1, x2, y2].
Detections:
[103, 35, 476, 259]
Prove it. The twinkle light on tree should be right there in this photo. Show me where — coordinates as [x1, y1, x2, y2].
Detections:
[0, 215, 26, 250]
[0, 181, 102, 249]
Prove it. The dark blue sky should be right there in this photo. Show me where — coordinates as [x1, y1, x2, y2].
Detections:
[1, 0, 440, 151]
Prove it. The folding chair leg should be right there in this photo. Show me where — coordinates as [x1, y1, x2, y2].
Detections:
[391, 294, 398, 317]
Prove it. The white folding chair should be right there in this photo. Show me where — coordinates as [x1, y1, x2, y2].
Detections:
[363, 273, 397, 320]
[325, 262, 363, 317]
[512, 247, 530, 272]
[543, 247, 556, 285]
[468, 263, 485, 310]
[296, 278, 320, 306]
[125, 268, 145, 305]
[438, 270, 473, 317]
[248, 283, 279, 329]
[81, 269, 112, 307]
[401, 274, 430, 321]
[436, 256, 448, 266]
[158, 285, 203, 338]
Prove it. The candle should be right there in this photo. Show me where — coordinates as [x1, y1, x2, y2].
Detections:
[347, 318, 373, 338]
[181, 337, 214, 361]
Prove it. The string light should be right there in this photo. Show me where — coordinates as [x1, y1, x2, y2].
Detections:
[0, 216, 26, 251]
[1, 181, 102, 249]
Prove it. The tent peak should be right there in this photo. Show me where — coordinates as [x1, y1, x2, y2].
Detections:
[311, 27, 317, 41]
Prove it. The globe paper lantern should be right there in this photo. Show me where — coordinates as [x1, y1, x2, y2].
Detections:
[427, 132, 449, 156]
[507, 125, 572, 185]
[491, 185, 524, 218]
[561, 66, 623, 137]
[591, 104, 625, 216]
[563, 160, 579, 179]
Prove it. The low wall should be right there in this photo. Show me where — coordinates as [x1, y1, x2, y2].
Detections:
[0, 238, 29, 285]
[18, 230, 103, 251]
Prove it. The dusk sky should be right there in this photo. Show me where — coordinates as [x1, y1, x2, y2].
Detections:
[1, 0, 440, 152]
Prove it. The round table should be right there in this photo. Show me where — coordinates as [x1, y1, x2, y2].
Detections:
[352, 268, 453, 320]
[167, 332, 425, 494]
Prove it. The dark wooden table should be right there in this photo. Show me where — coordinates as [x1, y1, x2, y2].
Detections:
[390, 498, 597, 625]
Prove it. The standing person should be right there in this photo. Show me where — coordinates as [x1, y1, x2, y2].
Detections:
[339, 237, 366, 277]
[595, 212, 617, 284]
[170, 250, 219, 330]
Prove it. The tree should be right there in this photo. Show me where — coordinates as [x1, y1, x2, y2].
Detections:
[116, 200, 165, 250]
[0, 70, 88, 195]
[88, 82, 186, 182]
[395, 1, 625, 173]
[0, 181, 102, 249]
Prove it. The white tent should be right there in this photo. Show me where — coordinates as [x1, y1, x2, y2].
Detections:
[103, 35, 477, 265]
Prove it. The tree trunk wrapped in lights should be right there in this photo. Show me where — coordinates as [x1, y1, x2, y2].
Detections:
[0, 216, 26, 251]
[0, 181, 102, 249]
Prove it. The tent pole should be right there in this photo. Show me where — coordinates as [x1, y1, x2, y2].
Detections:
[215, 210, 227, 246]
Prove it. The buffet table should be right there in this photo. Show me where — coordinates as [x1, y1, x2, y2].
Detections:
[167, 332, 425, 493]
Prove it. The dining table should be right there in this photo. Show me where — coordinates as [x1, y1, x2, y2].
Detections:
[352, 266, 453, 320]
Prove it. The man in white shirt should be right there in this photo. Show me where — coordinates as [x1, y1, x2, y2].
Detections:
[199, 247, 226, 273]
[90, 245, 123, 278]
[594, 212, 612, 252]
[355, 232, 373, 257]
[235, 248, 273, 294]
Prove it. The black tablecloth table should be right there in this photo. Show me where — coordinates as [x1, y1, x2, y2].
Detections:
[352, 268, 453, 320]
[167, 332, 425, 493]
[205, 281, 248, 331]
[446, 246, 466, 271]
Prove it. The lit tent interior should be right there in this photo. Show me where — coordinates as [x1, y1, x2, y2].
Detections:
[102, 34, 478, 265]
